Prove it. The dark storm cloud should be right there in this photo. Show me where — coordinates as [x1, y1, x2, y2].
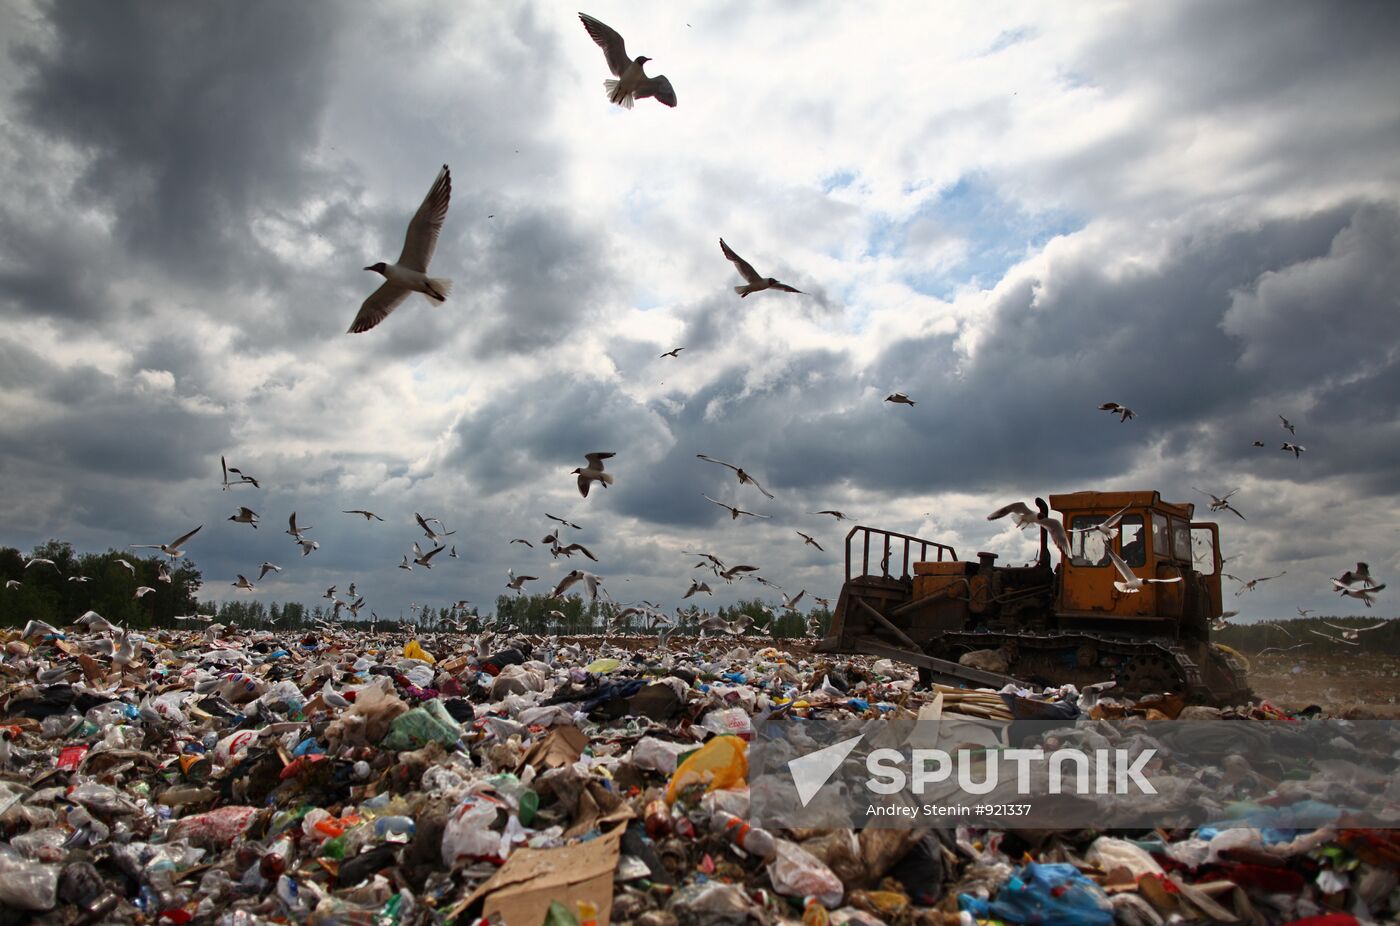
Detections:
[700, 202, 1397, 502]
[0, 345, 231, 483]
[14, 1, 345, 286]
[1082, 1, 1400, 115]
[469, 208, 618, 357]
[448, 375, 671, 496]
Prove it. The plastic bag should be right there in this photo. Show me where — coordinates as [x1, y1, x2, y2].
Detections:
[441, 799, 501, 866]
[168, 805, 260, 848]
[1086, 836, 1164, 879]
[381, 700, 461, 751]
[665, 735, 747, 804]
[670, 881, 765, 923]
[769, 839, 844, 908]
[632, 737, 691, 774]
[403, 640, 436, 664]
[960, 862, 1113, 926]
[0, 854, 60, 912]
[701, 707, 753, 740]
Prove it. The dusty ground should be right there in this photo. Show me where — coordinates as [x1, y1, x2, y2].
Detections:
[1240, 651, 1400, 717]
[585, 635, 1400, 716]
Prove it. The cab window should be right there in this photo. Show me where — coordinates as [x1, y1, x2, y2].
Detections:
[1171, 518, 1191, 562]
[1191, 528, 1217, 576]
[1117, 515, 1146, 567]
[1069, 515, 1111, 566]
[1151, 512, 1170, 562]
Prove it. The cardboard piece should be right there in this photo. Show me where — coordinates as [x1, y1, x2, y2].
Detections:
[464, 825, 622, 926]
[519, 724, 588, 773]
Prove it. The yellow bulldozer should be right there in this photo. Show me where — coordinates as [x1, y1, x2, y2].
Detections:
[816, 490, 1251, 703]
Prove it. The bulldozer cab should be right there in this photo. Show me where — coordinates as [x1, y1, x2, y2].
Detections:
[1050, 491, 1222, 624]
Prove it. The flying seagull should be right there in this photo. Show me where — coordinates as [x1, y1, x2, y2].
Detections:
[572, 452, 616, 498]
[1309, 628, 1360, 646]
[1106, 548, 1183, 594]
[258, 562, 282, 581]
[1330, 581, 1386, 608]
[232, 575, 255, 590]
[286, 512, 313, 540]
[885, 392, 916, 406]
[509, 538, 534, 548]
[130, 525, 202, 560]
[412, 543, 446, 568]
[551, 569, 603, 601]
[343, 510, 384, 521]
[703, 494, 771, 520]
[1334, 563, 1377, 588]
[546, 513, 583, 530]
[348, 164, 453, 333]
[221, 456, 260, 490]
[1321, 618, 1391, 639]
[987, 501, 1072, 559]
[228, 506, 259, 529]
[1281, 442, 1305, 457]
[1099, 402, 1135, 422]
[1067, 504, 1132, 539]
[814, 510, 849, 521]
[719, 238, 802, 297]
[696, 454, 775, 498]
[578, 13, 676, 108]
[1194, 488, 1245, 520]
[660, 347, 684, 358]
[1225, 572, 1286, 595]
[796, 531, 825, 552]
[1279, 415, 1295, 435]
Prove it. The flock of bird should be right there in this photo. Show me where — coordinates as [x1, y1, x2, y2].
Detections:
[985, 406, 1389, 645]
[6, 14, 1389, 654]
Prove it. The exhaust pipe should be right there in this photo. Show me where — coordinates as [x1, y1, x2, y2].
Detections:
[1035, 497, 1050, 569]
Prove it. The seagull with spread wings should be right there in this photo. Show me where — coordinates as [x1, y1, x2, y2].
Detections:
[343, 510, 384, 521]
[1098, 402, 1135, 422]
[348, 164, 453, 333]
[1224, 572, 1286, 595]
[1194, 487, 1246, 520]
[130, 525, 202, 560]
[1067, 504, 1132, 539]
[987, 501, 1071, 559]
[696, 453, 775, 498]
[796, 531, 825, 552]
[1107, 548, 1183, 594]
[1321, 618, 1391, 639]
[719, 238, 802, 297]
[572, 452, 616, 497]
[1330, 580, 1386, 608]
[578, 13, 676, 108]
[704, 494, 771, 520]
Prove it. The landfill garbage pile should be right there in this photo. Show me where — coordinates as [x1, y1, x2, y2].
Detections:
[1, 625, 1398, 926]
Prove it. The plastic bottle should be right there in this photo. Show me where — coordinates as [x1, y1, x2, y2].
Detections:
[645, 799, 672, 839]
[374, 816, 416, 839]
[709, 811, 777, 861]
[802, 898, 831, 926]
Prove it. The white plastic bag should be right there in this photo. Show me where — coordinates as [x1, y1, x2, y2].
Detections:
[769, 839, 843, 908]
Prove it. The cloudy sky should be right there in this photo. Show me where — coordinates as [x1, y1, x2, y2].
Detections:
[1, 1, 1397, 622]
